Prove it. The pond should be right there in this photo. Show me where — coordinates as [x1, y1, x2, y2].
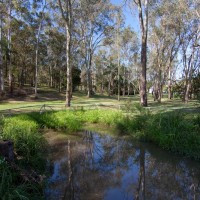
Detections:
[45, 130, 200, 200]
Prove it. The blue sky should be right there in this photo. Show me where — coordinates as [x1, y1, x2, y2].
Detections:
[111, 0, 140, 32]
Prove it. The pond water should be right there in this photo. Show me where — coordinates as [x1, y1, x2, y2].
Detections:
[45, 131, 200, 200]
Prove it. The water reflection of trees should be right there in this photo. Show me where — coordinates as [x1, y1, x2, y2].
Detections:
[46, 131, 200, 200]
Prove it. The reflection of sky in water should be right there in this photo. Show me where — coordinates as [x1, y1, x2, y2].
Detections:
[45, 131, 200, 200]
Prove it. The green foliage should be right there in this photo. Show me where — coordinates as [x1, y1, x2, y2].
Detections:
[0, 107, 199, 200]
[118, 105, 200, 160]
[122, 100, 148, 114]
[24, 111, 82, 132]
[193, 73, 200, 100]
[194, 114, 200, 129]
[54, 111, 82, 132]
[116, 103, 150, 138]
[0, 158, 43, 200]
[2, 115, 46, 169]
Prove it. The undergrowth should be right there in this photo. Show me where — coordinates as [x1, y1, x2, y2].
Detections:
[1, 106, 199, 199]
[117, 101, 200, 160]
[0, 157, 43, 200]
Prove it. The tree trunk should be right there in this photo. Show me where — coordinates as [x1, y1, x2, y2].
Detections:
[168, 63, 172, 99]
[59, 68, 61, 92]
[123, 67, 125, 97]
[158, 83, 162, 103]
[140, 36, 148, 106]
[0, 10, 4, 94]
[86, 49, 93, 98]
[128, 83, 130, 96]
[158, 68, 162, 103]
[65, 24, 72, 107]
[183, 44, 195, 103]
[7, 0, 12, 94]
[34, 3, 46, 98]
[137, 0, 148, 107]
[50, 65, 53, 87]
[184, 81, 191, 103]
[87, 67, 91, 98]
[35, 46, 39, 98]
[101, 82, 103, 95]
[58, 0, 72, 107]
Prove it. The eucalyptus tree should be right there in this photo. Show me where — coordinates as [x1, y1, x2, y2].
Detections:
[148, 0, 197, 102]
[6, 0, 12, 93]
[120, 27, 139, 96]
[151, 5, 182, 100]
[12, 20, 35, 87]
[93, 50, 108, 94]
[3, 0, 32, 93]
[130, 0, 149, 106]
[181, 24, 200, 103]
[46, 27, 66, 91]
[78, 0, 115, 98]
[14, 0, 49, 93]
[34, 0, 47, 98]
[179, 0, 200, 102]
[58, 0, 73, 107]
[0, 1, 4, 95]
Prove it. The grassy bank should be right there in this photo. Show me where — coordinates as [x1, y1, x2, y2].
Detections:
[118, 103, 200, 160]
[0, 104, 200, 198]
[0, 115, 46, 199]
[2, 107, 200, 160]
[0, 109, 123, 199]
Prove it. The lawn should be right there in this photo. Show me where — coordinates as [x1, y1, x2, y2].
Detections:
[0, 88, 199, 114]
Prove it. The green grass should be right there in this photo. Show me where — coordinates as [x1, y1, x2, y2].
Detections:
[116, 102, 200, 160]
[0, 89, 200, 198]
[0, 158, 43, 200]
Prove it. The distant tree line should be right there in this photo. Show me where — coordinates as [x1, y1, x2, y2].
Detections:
[0, 0, 199, 106]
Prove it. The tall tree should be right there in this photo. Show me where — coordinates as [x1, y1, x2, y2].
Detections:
[133, 0, 148, 106]
[182, 30, 199, 103]
[78, 0, 114, 97]
[34, 0, 47, 98]
[0, 2, 4, 95]
[58, 0, 72, 107]
[121, 27, 139, 97]
[7, 0, 12, 94]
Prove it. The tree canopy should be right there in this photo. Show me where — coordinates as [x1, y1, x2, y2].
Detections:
[0, 0, 199, 105]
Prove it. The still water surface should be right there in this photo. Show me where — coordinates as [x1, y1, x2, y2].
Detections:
[45, 131, 200, 200]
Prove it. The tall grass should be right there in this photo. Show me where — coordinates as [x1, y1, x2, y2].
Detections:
[0, 158, 43, 200]
[146, 112, 200, 159]
[2, 116, 46, 169]
[1, 109, 123, 168]
[25, 109, 123, 130]
[117, 102, 200, 160]
[1, 114, 46, 199]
